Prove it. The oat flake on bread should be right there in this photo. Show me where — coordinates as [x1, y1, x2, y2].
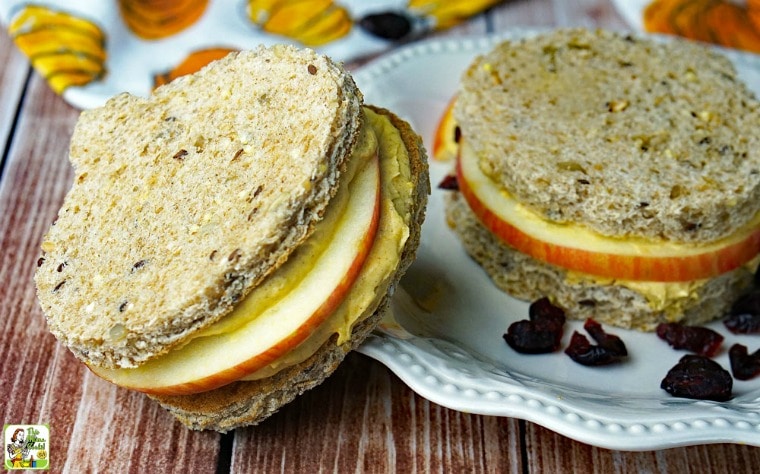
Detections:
[34, 44, 430, 431]
[455, 28, 760, 243]
[447, 28, 760, 331]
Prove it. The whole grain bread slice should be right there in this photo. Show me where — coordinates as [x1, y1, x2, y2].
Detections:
[151, 106, 429, 431]
[445, 191, 755, 331]
[456, 28, 760, 243]
[35, 45, 363, 369]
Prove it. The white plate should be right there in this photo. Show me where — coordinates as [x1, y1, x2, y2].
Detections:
[353, 30, 760, 451]
[610, 0, 648, 31]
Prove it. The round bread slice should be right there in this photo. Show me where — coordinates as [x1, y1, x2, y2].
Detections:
[456, 28, 760, 243]
[150, 106, 429, 431]
[445, 191, 755, 331]
[35, 45, 363, 369]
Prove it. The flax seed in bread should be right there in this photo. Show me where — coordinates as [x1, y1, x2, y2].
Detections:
[456, 28, 760, 243]
[446, 29, 760, 330]
[34, 45, 429, 430]
[152, 106, 429, 431]
[35, 45, 363, 369]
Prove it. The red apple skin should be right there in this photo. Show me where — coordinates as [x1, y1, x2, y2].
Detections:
[112, 158, 382, 396]
[432, 95, 458, 162]
[456, 158, 760, 282]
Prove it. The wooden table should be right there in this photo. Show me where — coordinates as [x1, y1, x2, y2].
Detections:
[1, 1, 758, 472]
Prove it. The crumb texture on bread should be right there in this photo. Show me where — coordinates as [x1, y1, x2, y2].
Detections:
[456, 28, 760, 243]
[445, 192, 755, 331]
[152, 105, 429, 431]
[35, 45, 363, 369]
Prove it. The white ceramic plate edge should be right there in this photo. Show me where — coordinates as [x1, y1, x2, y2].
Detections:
[353, 28, 760, 451]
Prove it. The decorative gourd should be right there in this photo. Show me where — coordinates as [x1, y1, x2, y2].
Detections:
[246, 0, 352, 47]
[644, 0, 760, 53]
[118, 0, 208, 40]
[154, 47, 237, 88]
[9, 6, 107, 93]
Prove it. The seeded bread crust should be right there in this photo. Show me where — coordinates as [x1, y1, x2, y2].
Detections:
[456, 28, 760, 243]
[445, 191, 755, 331]
[35, 45, 363, 369]
[151, 106, 429, 431]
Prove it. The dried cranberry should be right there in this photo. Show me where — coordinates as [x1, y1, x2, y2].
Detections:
[529, 297, 566, 332]
[584, 318, 627, 357]
[565, 331, 619, 365]
[726, 289, 760, 335]
[565, 319, 627, 366]
[655, 322, 723, 357]
[660, 355, 732, 402]
[726, 275, 760, 333]
[724, 313, 760, 334]
[503, 297, 565, 354]
[504, 320, 560, 354]
[437, 175, 459, 191]
[728, 344, 760, 381]
[731, 288, 760, 313]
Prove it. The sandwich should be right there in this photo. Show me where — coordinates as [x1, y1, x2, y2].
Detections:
[34, 45, 429, 431]
[439, 29, 760, 331]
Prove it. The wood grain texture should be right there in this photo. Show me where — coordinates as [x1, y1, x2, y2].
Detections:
[232, 354, 524, 473]
[0, 42, 222, 470]
[1, 2, 760, 473]
[525, 423, 760, 473]
[0, 29, 27, 162]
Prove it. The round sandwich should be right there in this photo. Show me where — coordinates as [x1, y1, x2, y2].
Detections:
[441, 28, 760, 331]
[34, 44, 429, 431]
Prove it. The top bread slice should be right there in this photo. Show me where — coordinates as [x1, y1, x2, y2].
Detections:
[455, 28, 760, 243]
[35, 45, 363, 369]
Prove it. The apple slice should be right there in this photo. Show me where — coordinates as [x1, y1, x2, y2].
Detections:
[90, 153, 381, 395]
[457, 141, 760, 282]
[432, 95, 458, 161]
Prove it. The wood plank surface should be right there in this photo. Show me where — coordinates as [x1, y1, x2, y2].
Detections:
[232, 354, 523, 473]
[0, 26, 27, 173]
[0, 33, 222, 472]
[1, 1, 759, 473]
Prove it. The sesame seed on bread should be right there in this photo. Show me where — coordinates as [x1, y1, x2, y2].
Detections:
[455, 28, 760, 243]
[35, 45, 363, 369]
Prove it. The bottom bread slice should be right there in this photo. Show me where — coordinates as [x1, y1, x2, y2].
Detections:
[445, 191, 754, 332]
[151, 294, 389, 432]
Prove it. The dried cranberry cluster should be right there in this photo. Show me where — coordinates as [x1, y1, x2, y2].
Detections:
[502, 282, 760, 402]
[503, 297, 628, 366]
[655, 281, 760, 401]
[654, 322, 733, 401]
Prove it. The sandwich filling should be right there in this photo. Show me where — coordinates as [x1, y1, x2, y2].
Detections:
[455, 139, 760, 311]
[89, 107, 412, 394]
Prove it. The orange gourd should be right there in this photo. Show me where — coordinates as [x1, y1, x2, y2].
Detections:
[153, 48, 237, 88]
[119, 0, 209, 40]
[9, 6, 107, 93]
[644, 0, 760, 53]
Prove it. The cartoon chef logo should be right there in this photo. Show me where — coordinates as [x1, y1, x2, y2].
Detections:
[3, 424, 49, 470]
